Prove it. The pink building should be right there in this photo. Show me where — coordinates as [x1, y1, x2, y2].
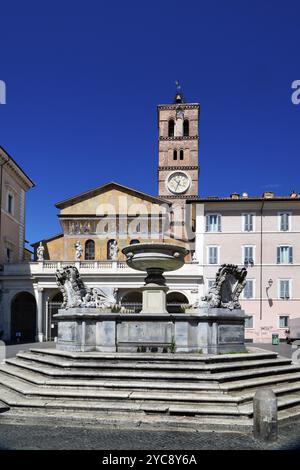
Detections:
[191, 191, 300, 342]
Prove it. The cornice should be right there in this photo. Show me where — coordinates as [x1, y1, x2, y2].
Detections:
[159, 136, 198, 141]
[158, 166, 198, 171]
[159, 194, 199, 200]
[157, 104, 199, 110]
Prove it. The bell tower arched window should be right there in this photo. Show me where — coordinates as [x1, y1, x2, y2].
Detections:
[173, 150, 177, 160]
[180, 150, 184, 160]
[183, 120, 189, 137]
[168, 120, 175, 137]
[85, 240, 95, 260]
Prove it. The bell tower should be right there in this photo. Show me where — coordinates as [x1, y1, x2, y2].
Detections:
[157, 87, 200, 203]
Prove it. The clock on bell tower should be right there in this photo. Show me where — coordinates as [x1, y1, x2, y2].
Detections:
[157, 87, 200, 203]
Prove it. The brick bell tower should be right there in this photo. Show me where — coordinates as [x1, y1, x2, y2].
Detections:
[157, 85, 200, 239]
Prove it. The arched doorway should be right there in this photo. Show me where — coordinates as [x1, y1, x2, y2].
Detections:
[121, 291, 142, 313]
[48, 292, 63, 340]
[166, 292, 189, 313]
[11, 292, 37, 343]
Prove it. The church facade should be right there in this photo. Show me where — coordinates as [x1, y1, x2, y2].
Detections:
[0, 90, 299, 344]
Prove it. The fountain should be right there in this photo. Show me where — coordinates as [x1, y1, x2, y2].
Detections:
[122, 243, 188, 314]
[54, 243, 250, 353]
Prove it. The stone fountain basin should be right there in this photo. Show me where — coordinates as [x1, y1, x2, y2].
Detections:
[122, 243, 189, 272]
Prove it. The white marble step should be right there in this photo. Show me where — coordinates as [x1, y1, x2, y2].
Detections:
[0, 407, 253, 431]
[0, 383, 245, 416]
[6, 356, 300, 383]
[15, 351, 291, 372]
[30, 347, 278, 363]
[0, 370, 242, 404]
[5, 358, 212, 380]
[0, 363, 220, 391]
[221, 371, 300, 391]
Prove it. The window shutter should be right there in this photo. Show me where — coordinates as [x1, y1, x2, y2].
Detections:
[277, 247, 281, 264]
[286, 281, 290, 298]
[206, 216, 209, 232]
[280, 281, 284, 299]
[245, 280, 253, 298]
[244, 214, 253, 232]
[217, 216, 221, 232]
[289, 247, 293, 264]
[248, 214, 253, 231]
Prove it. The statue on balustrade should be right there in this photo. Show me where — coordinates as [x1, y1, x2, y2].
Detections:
[74, 240, 83, 260]
[37, 242, 45, 261]
[108, 240, 119, 261]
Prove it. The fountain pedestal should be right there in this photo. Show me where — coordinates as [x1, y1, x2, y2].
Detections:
[141, 285, 169, 314]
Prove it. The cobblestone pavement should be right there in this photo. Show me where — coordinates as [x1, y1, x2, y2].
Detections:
[0, 421, 299, 450]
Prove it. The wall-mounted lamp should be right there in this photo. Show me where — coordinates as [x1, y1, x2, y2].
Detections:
[268, 279, 273, 288]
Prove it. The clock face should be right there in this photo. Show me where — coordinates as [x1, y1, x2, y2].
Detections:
[167, 171, 190, 194]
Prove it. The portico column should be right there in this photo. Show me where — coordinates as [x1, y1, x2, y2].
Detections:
[34, 286, 44, 342]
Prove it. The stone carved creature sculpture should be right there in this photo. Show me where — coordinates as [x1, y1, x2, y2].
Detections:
[56, 265, 118, 310]
[202, 264, 247, 310]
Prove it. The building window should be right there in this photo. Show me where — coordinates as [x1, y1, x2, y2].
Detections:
[179, 149, 184, 160]
[279, 213, 290, 231]
[7, 193, 13, 214]
[206, 214, 221, 232]
[243, 246, 254, 266]
[173, 150, 177, 160]
[245, 316, 254, 329]
[168, 120, 175, 137]
[183, 120, 189, 137]
[279, 280, 291, 299]
[243, 213, 254, 232]
[277, 246, 293, 264]
[6, 247, 12, 263]
[243, 280, 254, 299]
[208, 246, 219, 264]
[279, 316, 289, 328]
[85, 240, 95, 260]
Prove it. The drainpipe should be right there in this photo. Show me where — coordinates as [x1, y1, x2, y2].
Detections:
[259, 200, 265, 321]
[0, 156, 9, 263]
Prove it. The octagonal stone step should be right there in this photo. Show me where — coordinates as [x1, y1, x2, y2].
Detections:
[15, 351, 291, 373]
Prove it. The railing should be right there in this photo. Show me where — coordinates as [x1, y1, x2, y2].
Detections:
[1, 260, 200, 276]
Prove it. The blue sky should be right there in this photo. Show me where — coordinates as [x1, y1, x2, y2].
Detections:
[0, 0, 300, 245]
